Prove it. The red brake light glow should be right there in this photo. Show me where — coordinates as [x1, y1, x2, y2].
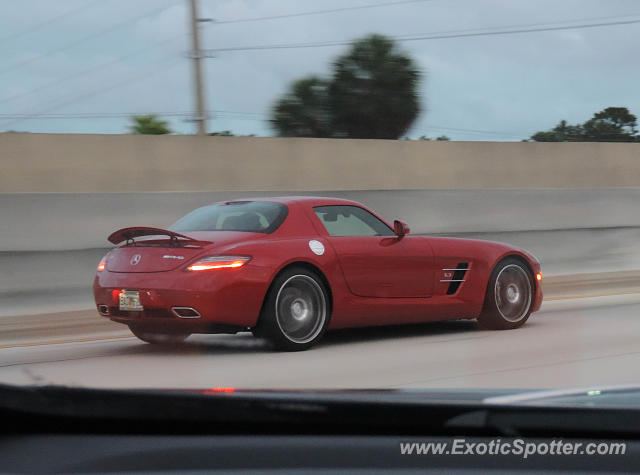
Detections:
[97, 257, 107, 271]
[186, 256, 251, 271]
[204, 387, 235, 394]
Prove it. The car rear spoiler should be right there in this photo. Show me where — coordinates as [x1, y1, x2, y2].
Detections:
[108, 227, 209, 246]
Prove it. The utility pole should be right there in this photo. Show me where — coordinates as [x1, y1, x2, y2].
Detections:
[188, 0, 207, 135]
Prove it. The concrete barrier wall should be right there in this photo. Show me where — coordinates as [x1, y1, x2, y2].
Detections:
[1, 133, 639, 193]
[2, 189, 640, 251]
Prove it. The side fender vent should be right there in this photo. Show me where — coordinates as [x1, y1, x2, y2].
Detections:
[445, 262, 469, 295]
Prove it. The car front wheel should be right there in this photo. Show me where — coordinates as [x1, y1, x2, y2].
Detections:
[255, 267, 330, 351]
[478, 258, 534, 330]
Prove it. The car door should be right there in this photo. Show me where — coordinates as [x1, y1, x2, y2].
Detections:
[313, 205, 434, 298]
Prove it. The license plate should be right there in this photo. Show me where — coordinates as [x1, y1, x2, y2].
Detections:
[119, 290, 143, 311]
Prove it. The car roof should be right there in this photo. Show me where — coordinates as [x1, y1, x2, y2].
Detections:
[222, 196, 365, 207]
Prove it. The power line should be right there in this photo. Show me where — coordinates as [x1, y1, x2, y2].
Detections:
[425, 125, 524, 139]
[203, 15, 640, 54]
[214, 0, 435, 25]
[427, 125, 522, 139]
[0, 108, 527, 137]
[398, 12, 640, 38]
[0, 55, 184, 129]
[0, 110, 267, 120]
[0, 33, 187, 107]
[0, 109, 265, 118]
[0, 112, 193, 120]
[0, 104, 531, 138]
[0, 0, 180, 77]
[0, 0, 104, 43]
[397, 15, 640, 42]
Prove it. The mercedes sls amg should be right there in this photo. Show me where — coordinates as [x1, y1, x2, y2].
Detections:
[94, 197, 543, 350]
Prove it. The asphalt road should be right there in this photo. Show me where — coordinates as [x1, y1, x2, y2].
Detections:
[2, 294, 640, 390]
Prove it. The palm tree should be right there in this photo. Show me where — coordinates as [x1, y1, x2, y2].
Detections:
[271, 77, 333, 137]
[270, 35, 421, 139]
[329, 35, 421, 139]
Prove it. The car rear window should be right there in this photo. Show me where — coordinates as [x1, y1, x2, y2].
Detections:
[171, 201, 288, 234]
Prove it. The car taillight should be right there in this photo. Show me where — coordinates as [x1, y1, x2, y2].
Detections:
[186, 256, 251, 271]
[204, 387, 235, 394]
[97, 256, 107, 272]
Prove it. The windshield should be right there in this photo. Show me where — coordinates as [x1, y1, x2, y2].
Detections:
[3, 0, 640, 433]
[171, 201, 288, 233]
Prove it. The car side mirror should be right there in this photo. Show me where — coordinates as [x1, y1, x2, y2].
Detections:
[393, 220, 410, 237]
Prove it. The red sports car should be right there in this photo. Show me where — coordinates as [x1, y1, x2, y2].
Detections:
[94, 197, 543, 351]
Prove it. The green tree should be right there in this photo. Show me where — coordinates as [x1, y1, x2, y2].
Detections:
[529, 130, 561, 142]
[582, 107, 638, 142]
[530, 120, 584, 142]
[529, 107, 638, 142]
[271, 77, 332, 137]
[329, 35, 420, 139]
[271, 35, 421, 139]
[129, 114, 171, 135]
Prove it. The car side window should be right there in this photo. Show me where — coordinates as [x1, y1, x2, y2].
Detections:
[313, 205, 394, 237]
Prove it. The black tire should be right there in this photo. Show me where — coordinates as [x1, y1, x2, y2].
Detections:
[128, 325, 190, 345]
[477, 258, 534, 330]
[254, 266, 330, 351]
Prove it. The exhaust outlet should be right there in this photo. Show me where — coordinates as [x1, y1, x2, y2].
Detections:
[171, 307, 201, 319]
[97, 305, 109, 316]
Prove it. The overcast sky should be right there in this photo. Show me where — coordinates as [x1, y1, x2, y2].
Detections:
[1, 0, 639, 140]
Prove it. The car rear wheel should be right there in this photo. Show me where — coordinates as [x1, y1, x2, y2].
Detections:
[128, 325, 190, 345]
[478, 258, 533, 330]
[255, 267, 330, 351]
